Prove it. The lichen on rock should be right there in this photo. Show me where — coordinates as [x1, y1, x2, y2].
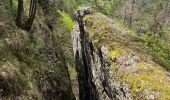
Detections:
[72, 7, 170, 100]
[72, 7, 130, 100]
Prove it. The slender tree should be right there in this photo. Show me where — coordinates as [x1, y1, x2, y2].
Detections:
[10, 0, 13, 7]
[26, 0, 38, 30]
[123, 0, 127, 23]
[129, 0, 135, 28]
[162, 0, 170, 28]
[16, 0, 24, 27]
[16, 0, 38, 31]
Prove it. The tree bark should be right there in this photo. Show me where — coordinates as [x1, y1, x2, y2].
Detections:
[16, 0, 37, 31]
[16, 0, 24, 27]
[26, 0, 38, 30]
[129, 0, 135, 28]
[10, 0, 13, 7]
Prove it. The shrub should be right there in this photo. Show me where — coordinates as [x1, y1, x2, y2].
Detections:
[58, 10, 75, 32]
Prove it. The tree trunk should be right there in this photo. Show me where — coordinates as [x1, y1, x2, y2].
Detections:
[16, 0, 23, 27]
[129, 0, 135, 28]
[123, 0, 127, 23]
[162, 0, 170, 28]
[16, 0, 37, 31]
[10, 0, 13, 7]
[26, 0, 38, 30]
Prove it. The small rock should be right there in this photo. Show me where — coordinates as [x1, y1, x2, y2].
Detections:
[148, 93, 155, 100]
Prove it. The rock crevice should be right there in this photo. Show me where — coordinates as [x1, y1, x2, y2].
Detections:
[72, 7, 130, 100]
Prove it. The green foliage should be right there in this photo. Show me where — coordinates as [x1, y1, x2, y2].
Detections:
[58, 10, 75, 32]
[12, 71, 29, 92]
[0, 60, 29, 98]
[92, 0, 121, 16]
[140, 30, 170, 70]
[68, 65, 77, 80]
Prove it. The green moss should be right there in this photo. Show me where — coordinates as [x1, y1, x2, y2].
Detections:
[109, 48, 122, 58]
[68, 66, 77, 80]
[84, 15, 112, 33]
[84, 15, 114, 46]
[12, 71, 30, 91]
[83, 11, 170, 100]
[115, 61, 170, 99]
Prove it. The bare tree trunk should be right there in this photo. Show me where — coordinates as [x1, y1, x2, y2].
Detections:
[16, 0, 24, 27]
[94, 0, 98, 7]
[10, 0, 13, 7]
[16, 0, 37, 31]
[129, 0, 135, 28]
[123, 0, 127, 23]
[26, 0, 38, 30]
[162, 0, 170, 28]
[124, 9, 127, 23]
[29, 0, 33, 17]
[29, 0, 37, 18]
[32, 0, 37, 18]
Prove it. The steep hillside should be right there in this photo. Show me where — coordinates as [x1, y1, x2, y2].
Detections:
[72, 7, 170, 100]
[0, 2, 75, 100]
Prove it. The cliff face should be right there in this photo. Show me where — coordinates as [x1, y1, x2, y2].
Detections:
[72, 7, 130, 100]
[72, 7, 170, 100]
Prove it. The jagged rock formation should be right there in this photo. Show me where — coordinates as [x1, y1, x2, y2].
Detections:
[72, 7, 170, 100]
[72, 7, 130, 100]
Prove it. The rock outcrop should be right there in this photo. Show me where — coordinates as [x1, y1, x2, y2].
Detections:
[72, 7, 130, 100]
[72, 7, 170, 100]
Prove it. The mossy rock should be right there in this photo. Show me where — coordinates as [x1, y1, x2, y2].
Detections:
[83, 13, 170, 99]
